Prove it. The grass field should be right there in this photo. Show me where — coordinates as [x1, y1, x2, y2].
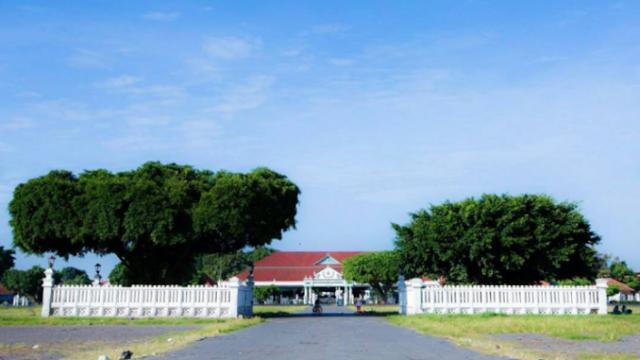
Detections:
[0, 304, 306, 326]
[388, 313, 640, 360]
[253, 304, 306, 317]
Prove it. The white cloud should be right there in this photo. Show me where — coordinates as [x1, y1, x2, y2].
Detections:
[142, 11, 180, 22]
[94, 75, 141, 89]
[210, 75, 274, 113]
[328, 58, 354, 66]
[203, 36, 258, 60]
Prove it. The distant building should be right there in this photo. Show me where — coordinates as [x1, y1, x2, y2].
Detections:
[0, 284, 14, 304]
[235, 251, 377, 305]
[606, 278, 639, 302]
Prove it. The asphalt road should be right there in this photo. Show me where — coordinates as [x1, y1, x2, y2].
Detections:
[153, 306, 504, 360]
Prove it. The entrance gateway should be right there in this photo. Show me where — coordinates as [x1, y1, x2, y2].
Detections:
[235, 251, 377, 305]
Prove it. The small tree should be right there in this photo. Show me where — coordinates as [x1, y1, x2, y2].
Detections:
[191, 246, 274, 284]
[1, 266, 45, 302]
[608, 258, 639, 291]
[108, 263, 133, 286]
[556, 277, 593, 286]
[254, 285, 280, 304]
[57, 267, 91, 285]
[607, 284, 620, 298]
[343, 252, 400, 303]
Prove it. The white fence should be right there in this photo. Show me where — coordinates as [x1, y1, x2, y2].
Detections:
[398, 277, 608, 315]
[40, 268, 253, 318]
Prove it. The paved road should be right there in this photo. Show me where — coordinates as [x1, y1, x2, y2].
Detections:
[154, 306, 504, 360]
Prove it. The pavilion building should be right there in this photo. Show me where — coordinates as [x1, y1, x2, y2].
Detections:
[236, 251, 372, 305]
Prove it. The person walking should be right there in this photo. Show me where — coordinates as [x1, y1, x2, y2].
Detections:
[355, 298, 363, 313]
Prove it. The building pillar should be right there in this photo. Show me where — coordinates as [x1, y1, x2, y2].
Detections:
[303, 286, 308, 304]
[345, 285, 351, 305]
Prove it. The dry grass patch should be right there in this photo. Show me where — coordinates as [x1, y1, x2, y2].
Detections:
[388, 313, 640, 360]
[62, 318, 261, 360]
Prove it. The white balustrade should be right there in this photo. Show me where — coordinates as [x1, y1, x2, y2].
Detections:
[41, 270, 253, 318]
[397, 278, 608, 315]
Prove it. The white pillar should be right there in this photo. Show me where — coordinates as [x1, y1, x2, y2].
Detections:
[595, 278, 608, 315]
[345, 285, 351, 305]
[397, 276, 406, 314]
[406, 278, 423, 315]
[41, 268, 54, 317]
[227, 277, 241, 318]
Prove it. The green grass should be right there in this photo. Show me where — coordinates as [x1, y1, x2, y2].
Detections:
[388, 313, 640, 360]
[252, 305, 306, 317]
[349, 304, 399, 316]
[0, 306, 248, 326]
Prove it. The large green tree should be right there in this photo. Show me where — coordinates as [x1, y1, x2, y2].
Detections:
[9, 162, 300, 284]
[394, 194, 601, 284]
[343, 251, 400, 303]
[0, 246, 15, 279]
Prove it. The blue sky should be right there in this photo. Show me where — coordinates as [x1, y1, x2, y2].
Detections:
[1, 1, 639, 276]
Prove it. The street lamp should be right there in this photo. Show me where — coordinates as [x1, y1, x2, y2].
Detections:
[47, 255, 56, 269]
[94, 263, 102, 284]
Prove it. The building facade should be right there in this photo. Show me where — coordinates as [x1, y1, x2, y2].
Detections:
[236, 251, 372, 305]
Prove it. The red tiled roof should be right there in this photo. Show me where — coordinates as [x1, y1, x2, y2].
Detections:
[236, 251, 366, 282]
[607, 278, 635, 294]
[0, 284, 12, 295]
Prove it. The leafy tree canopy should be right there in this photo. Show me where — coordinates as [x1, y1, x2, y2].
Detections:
[0, 246, 15, 279]
[394, 194, 601, 284]
[56, 267, 91, 285]
[556, 277, 593, 286]
[192, 247, 274, 284]
[343, 251, 400, 303]
[608, 258, 639, 291]
[1, 266, 44, 301]
[254, 284, 280, 304]
[10, 162, 300, 284]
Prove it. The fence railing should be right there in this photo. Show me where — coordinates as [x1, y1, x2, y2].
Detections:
[40, 268, 253, 318]
[398, 277, 608, 315]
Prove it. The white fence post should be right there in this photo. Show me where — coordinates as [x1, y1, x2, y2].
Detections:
[228, 277, 240, 318]
[397, 275, 406, 314]
[406, 278, 423, 315]
[595, 278, 608, 315]
[41, 268, 54, 317]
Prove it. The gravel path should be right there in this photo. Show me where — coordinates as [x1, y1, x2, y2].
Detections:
[152, 306, 505, 360]
[495, 333, 640, 358]
[0, 325, 201, 345]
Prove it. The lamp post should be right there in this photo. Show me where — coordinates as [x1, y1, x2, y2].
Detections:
[47, 255, 56, 269]
[94, 263, 102, 286]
